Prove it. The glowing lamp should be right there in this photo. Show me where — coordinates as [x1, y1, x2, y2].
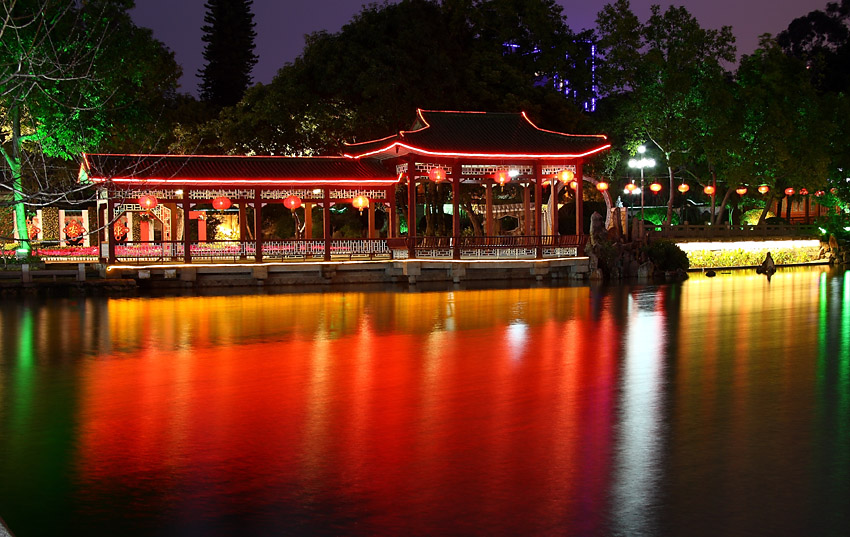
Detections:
[704, 185, 716, 195]
[799, 188, 809, 196]
[596, 181, 609, 191]
[569, 180, 578, 190]
[429, 167, 446, 183]
[678, 183, 690, 193]
[625, 182, 638, 193]
[283, 195, 302, 211]
[736, 187, 748, 196]
[649, 182, 662, 193]
[785, 187, 795, 196]
[138, 195, 157, 210]
[815, 190, 825, 197]
[212, 196, 231, 211]
[496, 170, 509, 187]
[558, 169, 575, 184]
[352, 195, 369, 214]
[758, 185, 770, 194]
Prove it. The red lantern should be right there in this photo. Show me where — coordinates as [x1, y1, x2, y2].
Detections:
[649, 182, 662, 193]
[625, 182, 638, 193]
[815, 190, 825, 197]
[785, 187, 795, 196]
[429, 167, 446, 183]
[352, 195, 369, 214]
[799, 188, 809, 196]
[558, 169, 575, 184]
[736, 187, 748, 196]
[138, 195, 157, 210]
[704, 185, 716, 195]
[758, 185, 770, 194]
[678, 183, 690, 193]
[569, 180, 578, 190]
[284, 195, 302, 211]
[596, 181, 609, 191]
[212, 196, 232, 211]
[496, 170, 509, 187]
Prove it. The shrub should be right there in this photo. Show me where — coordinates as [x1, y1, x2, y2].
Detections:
[643, 240, 689, 271]
[686, 246, 822, 268]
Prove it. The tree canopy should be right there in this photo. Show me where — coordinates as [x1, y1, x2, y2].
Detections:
[198, 0, 258, 108]
[179, 0, 596, 156]
[1, 0, 181, 249]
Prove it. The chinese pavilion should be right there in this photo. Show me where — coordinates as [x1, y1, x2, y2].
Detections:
[82, 109, 610, 264]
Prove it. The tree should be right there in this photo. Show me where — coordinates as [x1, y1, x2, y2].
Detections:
[777, 0, 850, 93]
[735, 37, 832, 223]
[198, 0, 258, 108]
[188, 0, 595, 157]
[595, 0, 736, 225]
[1, 0, 181, 252]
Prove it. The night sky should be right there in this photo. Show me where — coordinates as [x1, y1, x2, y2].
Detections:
[130, 0, 830, 95]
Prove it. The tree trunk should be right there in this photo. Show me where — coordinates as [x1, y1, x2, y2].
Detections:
[8, 105, 30, 253]
[665, 165, 674, 226]
[461, 200, 483, 236]
[757, 194, 774, 224]
[714, 186, 734, 226]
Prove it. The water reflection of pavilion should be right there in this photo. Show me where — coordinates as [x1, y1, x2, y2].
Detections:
[82, 109, 609, 264]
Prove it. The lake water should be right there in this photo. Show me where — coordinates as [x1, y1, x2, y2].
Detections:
[1, 267, 848, 536]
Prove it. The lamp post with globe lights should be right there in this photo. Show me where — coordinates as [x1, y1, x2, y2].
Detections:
[628, 146, 655, 223]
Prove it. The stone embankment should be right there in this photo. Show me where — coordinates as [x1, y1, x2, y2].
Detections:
[0, 258, 591, 297]
[826, 235, 850, 266]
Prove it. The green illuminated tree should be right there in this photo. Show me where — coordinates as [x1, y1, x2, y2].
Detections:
[198, 0, 258, 108]
[735, 37, 832, 223]
[595, 0, 736, 225]
[1, 0, 180, 252]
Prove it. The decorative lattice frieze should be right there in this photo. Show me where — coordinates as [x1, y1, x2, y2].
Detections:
[113, 189, 178, 200]
[260, 189, 319, 200]
[461, 165, 533, 179]
[542, 165, 576, 176]
[330, 189, 387, 200]
[190, 189, 255, 200]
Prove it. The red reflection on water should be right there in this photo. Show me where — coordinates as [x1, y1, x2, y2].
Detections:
[75, 290, 622, 534]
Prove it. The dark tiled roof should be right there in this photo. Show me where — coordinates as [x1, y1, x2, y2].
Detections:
[344, 110, 610, 159]
[82, 154, 397, 186]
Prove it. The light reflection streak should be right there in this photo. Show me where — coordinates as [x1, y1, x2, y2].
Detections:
[612, 292, 665, 536]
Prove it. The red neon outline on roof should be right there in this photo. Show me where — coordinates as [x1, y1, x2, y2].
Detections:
[90, 177, 402, 185]
[343, 133, 399, 148]
[520, 111, 608, 140]
[344, 141, 611, 160]
[342, 109, 609, 157]
[84, 152, 374, 160]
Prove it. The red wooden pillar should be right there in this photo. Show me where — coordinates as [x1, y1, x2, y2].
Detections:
[323, 188, 332, 261]
[368, 202, 376, 239]
[575, 161, 584, 237]
[106, 189, 116, 264]
[388, 187, 397, 238]
[550, 181, 559, 237]
[254, 190, 263, 263]
[407, 157, 417, 259]
[523, 184, 531, 235]
[304, 202, 313, 239]
[485, 182, 494, 237]
[452, 161, 461, 259]
[534, 161, 544, 259]
[182, 189, 192, 264]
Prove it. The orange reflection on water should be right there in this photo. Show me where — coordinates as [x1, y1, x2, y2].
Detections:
[75, 287, 621, 533]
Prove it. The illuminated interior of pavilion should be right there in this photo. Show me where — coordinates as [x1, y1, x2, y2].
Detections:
[81, 109, 611, 264]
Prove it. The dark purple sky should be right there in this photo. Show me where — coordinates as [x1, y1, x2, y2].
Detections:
[130, 0, 829, 95]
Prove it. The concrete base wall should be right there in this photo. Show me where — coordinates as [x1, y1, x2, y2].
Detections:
[107, 258, 591, 289]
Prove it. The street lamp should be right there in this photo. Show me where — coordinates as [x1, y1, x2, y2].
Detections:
[628, 145, 656, 222]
